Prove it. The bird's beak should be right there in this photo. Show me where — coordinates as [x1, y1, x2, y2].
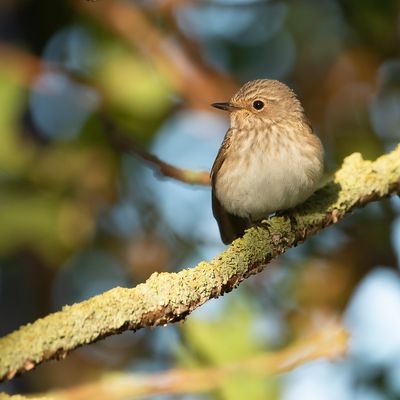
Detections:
[211, 102, 241, 112]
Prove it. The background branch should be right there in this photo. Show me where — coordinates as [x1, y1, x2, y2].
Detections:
[74, 0, 237, 108]
[0, 145, 399, 382]
[29, 322, 348, 399]
[102, 117, 211, 185]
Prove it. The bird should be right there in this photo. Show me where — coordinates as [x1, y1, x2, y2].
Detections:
[211, 79, 324, 244]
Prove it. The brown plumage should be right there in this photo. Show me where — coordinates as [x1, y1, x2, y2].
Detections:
[211, 79, 324, 244]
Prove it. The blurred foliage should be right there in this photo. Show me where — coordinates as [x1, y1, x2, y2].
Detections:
[0, 0, 400, 398]
[94, 43, 175, 137]
[179, 298, 279, 399]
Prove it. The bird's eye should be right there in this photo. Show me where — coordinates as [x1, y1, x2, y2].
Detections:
[253, 100, 264, 110]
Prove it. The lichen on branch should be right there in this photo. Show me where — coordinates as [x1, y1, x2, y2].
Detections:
[0, 145, 399, 382]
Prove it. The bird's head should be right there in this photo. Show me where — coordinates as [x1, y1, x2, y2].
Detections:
[212, 79, 306, 130]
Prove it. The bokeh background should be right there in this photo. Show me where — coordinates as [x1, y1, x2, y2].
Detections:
[1, 0, 400, 398]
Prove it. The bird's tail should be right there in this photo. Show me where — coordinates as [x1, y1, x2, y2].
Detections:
[212, 193, 251, 244]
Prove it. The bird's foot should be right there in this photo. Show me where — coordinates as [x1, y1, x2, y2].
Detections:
[275, 210, 297, 231]
[254, 218, 272, 234]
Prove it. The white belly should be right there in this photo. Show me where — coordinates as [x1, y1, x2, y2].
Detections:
[215, 139, 323, 220]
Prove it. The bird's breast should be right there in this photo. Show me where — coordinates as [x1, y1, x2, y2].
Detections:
[214, 128, 323, 220]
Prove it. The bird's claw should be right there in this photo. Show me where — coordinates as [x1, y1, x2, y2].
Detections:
[275, 210, 297, 230]
[254, 219, 272, 234]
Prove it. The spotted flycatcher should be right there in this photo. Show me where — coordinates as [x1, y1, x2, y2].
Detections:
[211, 79, 324, 244]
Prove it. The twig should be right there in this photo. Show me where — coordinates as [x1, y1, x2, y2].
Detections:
[0, 43, 211, 186]
[102, 117, 210, 185]
[0, 145, 399, 382]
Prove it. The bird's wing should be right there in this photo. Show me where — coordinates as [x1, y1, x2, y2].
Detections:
[210, 130, 231, 182]
[211, 131, 250, 244]
[212, 191, 251, 244]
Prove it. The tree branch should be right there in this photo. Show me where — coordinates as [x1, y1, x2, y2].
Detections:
[0, 145, 399, 382]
